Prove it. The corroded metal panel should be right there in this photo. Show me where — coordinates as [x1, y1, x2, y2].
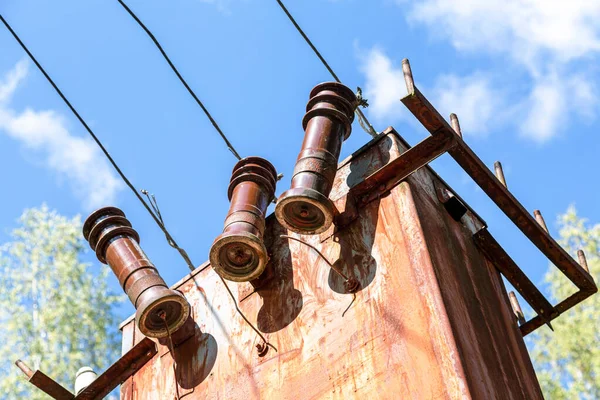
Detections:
[121, 130, 542, 400]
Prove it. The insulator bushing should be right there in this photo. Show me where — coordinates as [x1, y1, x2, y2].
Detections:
[275, 82, 356, 234]
[83, 207, 190, 338]
[210, 157, 277, 282]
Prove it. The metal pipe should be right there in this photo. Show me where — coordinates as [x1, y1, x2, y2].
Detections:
[83, 207, 190, 338]
[276, 82, 356, 234]
[210, 157, 277, 281]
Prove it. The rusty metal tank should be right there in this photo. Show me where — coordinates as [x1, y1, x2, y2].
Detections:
[83, 207, 190, 338]
[275, 82, 356, 234]
[120, 128, 544, 400]
[210, 157, 277, 281]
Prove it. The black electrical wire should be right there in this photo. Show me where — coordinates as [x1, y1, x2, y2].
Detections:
[0, 14, 196, 272]
[0, 13, 277, 353]
[275, 0, 378, 138]
[116, 0, 241, 160]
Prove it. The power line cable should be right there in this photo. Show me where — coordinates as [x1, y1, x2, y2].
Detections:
[0, 14, 195, 271]
[0, 14, 276, 353]
[116, 0, 242, 160]
[274, 0, 378, 138]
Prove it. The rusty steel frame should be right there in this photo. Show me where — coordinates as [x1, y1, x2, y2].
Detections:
[15, 360, 74, 400]
[17, 338, 156, 400]
[356, 59, 597, 336]
[74, 338, 157, 400]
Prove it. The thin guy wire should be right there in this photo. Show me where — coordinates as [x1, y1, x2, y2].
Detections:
[275, 0, 378, 138]
[1, 15, 271, 352]
[280, 235, 349, 280]
[218, 275, 278, 353]
[160, 313, 181, 400]
[0, 14, 196, 271]
[117, 0, 242, 160]
[281, 235, 357, 317]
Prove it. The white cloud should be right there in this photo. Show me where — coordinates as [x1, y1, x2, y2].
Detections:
[433, 73, 499, 136]
[359, 47, 407, 123]
[0, 60, 123, 209]
[380, 0, 600, 142]
[358, 47, 500, 137]
[521, 72, 597, 143]
[407, 0, 600, 72]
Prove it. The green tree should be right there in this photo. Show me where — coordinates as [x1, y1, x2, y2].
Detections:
[0, 205, 123, 399]
[531, 206, 600, 399]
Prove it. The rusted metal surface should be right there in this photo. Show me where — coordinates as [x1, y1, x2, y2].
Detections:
[400, 60, 597, 335]
[316, 126, 484, 241]
[473, 229, 556, 324]
[15, 359, 74, 400]
[74, 338, 157, 400]
[349, 128, 456, 206]
[84, 207, 190, 338]
[121, 130, 542, 399]
[210, 157, 277, 282]
[276, 82, 356, 234]
[280, 234, 359, 294]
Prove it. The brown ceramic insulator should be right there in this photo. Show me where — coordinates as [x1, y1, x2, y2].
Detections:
[276, 82, 356, 234]
[210, 157, 277, 282]
[83, 207, 190, 339]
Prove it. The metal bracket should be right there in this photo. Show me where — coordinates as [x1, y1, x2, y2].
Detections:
[397, 58, 597, 336]
[17, 338, 157, 400]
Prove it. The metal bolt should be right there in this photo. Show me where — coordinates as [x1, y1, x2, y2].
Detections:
[578, 250, 590, 273]
[256, 343, 269, 357]
[402, 58, 415, 94]
[508, 291, 526, 326]
[533, 210, 549, 234]
[15, 359, 33, 379]
[450, 113, 463, 138]
[494, 161, 507, 188]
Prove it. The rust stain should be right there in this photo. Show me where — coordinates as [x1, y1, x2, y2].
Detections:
[121, 129, 543, 400]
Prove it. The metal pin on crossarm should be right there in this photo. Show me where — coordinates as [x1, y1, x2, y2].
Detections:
[494, 161, 507, 188]
[534, 210, 549, 234]
[450, 113, 463, 138]
[509, 292, 527, 326]
[578, 250, 591, 274]
[402, 58, 415, 94]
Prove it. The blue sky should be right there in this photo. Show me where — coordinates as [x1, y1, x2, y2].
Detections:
[1, 0, 599, 323]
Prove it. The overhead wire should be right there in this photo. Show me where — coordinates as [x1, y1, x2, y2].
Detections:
[0, 10, 277, 355]
[116, 0, 242, 160]
[114, 1, 278, 351]
[0, 13, 196, 272]
[274, 0, 378, 138]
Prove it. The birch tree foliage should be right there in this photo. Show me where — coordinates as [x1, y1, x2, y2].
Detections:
[531, 206, 600, 400]
[0, 205, 123, 399]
